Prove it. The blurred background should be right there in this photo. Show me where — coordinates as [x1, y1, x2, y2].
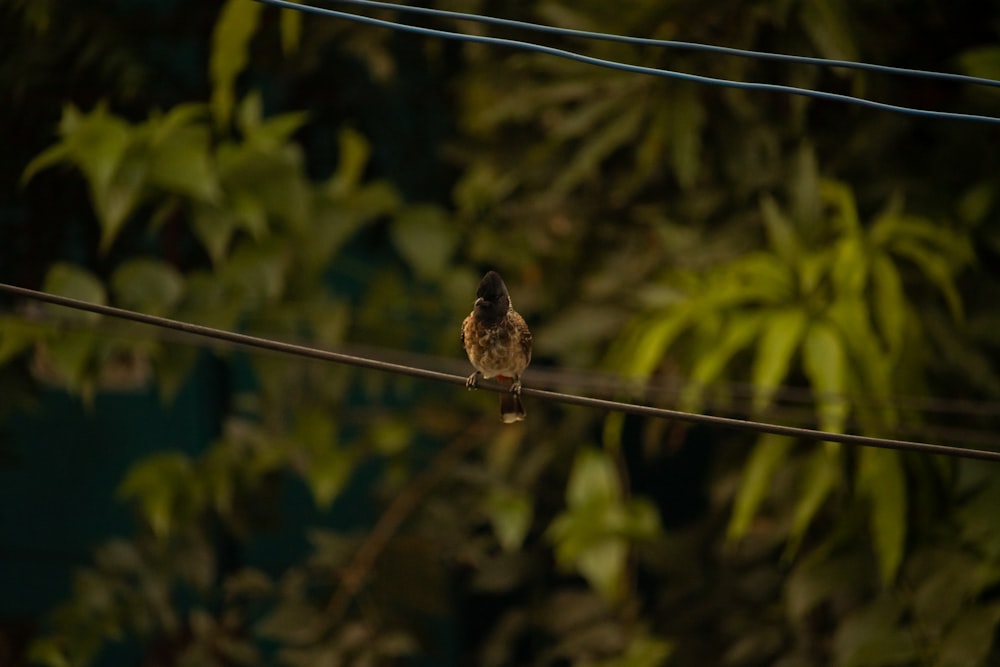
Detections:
[2, 0, 1000, 665]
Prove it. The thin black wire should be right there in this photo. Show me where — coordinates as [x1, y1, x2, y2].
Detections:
[2, 282, 999, 462]
[323, 0, 1000, 90]
[10, 305, 1000, 429]
[252, 0, 1000, 125]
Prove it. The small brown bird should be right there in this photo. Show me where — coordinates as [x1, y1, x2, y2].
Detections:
[461, 271, 532, 423]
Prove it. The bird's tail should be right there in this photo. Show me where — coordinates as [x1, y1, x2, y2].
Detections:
[496, 376, 525, 423]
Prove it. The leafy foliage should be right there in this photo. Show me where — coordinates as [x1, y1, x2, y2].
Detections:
[4, 0, 1000, 666]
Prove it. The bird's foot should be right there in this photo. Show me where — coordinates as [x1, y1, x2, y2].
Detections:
[510, 380, 522, 396]
[466, 372, 481, 390]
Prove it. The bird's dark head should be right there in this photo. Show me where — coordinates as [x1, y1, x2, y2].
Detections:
[473, 271, 510, 325]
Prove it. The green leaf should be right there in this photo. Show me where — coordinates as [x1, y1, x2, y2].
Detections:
[616, 306, 693, 378]
[786, 444, 841, 558]
[42, 263, 108, 323]
[799, 0, 860, 63]
[752, 308, 808, 414]
[389, 205, 457, 278]
[548, 449, 660, 601]
[304, 445, 354, 509]
[210, 0, 264, 127]
[576, 536, 628, 601]
[117, 451, 199, 537]
[830, 235, 868, 295]
[888, 237, 965, 321]
[279, 2, 302, 56]
[21, 141, 72, 185]
[819, 179, 860, 232]
[727, 433, 794, 540]
[95, 148, 147, 252]
[760, 195, 802, 263]
[870, 253, 906, 357]
[827, 296, 893, 413]
[26, 640, 72, 667]
[192, 205, 238, 265]
[486, 488, 533, 552]
[857, 448, 906, 584]
[802, 319, 848, 434]
[593, 633, 674, 667]
[64, 104, 132, 197]
[111, 259, 185, 315]
[34, 333, 98, 393]
[0, 317, 44, 365]
[958, 46, 1000, 82]
[328, 126, 371, 196]
[147, 120, 219, 202]
[957, 182, 995, 226]
[567, 448, 620, 507]
[680, 311, 763, 412]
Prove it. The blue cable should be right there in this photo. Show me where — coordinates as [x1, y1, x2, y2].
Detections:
[254, 0, 1000, 125]
[324, 0, 1000, 91]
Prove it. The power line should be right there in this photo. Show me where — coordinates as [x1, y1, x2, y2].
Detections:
[322, 0, 1000, 90]
[252, 0, 1000, 125]
[2, 281, 999, 462]
[10, 305, 1000, 437]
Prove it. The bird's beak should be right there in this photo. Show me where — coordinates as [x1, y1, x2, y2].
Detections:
[474, 297, 484, 307]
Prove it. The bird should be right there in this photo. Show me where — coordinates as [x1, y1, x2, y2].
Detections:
[461, 270, 532, 423]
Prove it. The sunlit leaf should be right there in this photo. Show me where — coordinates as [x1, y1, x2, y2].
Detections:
[577, 536, 628, 601]
[857, 448, 906, 584]
[819, 179, 860, 232]
[21, 141, 72, 185]
[593, 633, 674, 667]
[830, 235, 868, 295]
[147, 121, 219, 202]
[486, 488, 533, 552]
[117, 451, 199, 537]
[616, 306, 694, 378]
[680, 311, 763, 412]
[210, 0, 264, 127]
[96, 148, 148, 252]
[752, 308, 808, 414]
[328, 126, 371, 196]
[64, 104, 132, 196]
[727, 433, 794, 540]
[567, 448, 620, 507]
[802, 319, 848, 433]
[870, 253, 905, 356]
[304, 445, 354, 509]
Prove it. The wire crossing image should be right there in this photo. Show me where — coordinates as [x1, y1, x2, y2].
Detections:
[253, 0, 1000, 125]
[2, 281, 999, 463]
